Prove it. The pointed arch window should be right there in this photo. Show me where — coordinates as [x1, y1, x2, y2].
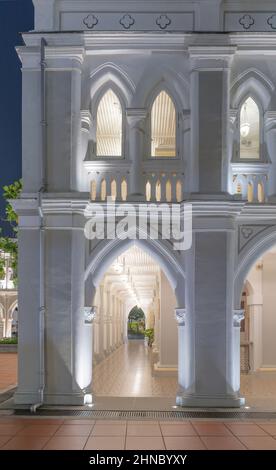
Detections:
[239, 97, 260, 159]
[151, 91, 176, 158]
[96, 89, 122, 157]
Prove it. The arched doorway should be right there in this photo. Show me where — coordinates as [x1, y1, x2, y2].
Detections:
[238, 244, 276, 409]
[88, 245, 180, 401]
[127, 306, 145, 340]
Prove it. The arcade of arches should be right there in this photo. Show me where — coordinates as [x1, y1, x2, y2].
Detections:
[2, 244, 276, 410]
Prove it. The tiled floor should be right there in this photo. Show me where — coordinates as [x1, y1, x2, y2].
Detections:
[3, 343, 276, 409]
[0, 354, 17, 392]
[93, 341, 276, 410]
[1, 417, 276, 450]
[93, 340, 177, 397]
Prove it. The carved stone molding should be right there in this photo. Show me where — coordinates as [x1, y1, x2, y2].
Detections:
[175, 308, 187, 326]
[83, 14, 98, 29]
[233, 309, 244, 327]
[239, 14, 255, 30]
[119, 14, 135, 30]
[84, 306, 96, 324]
[267, 15, 276, 30]
[156, 14, 171, 30]
[238, 224, 271, 254]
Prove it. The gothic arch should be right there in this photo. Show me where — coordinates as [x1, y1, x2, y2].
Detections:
[8, 300, 18, 320]
[83, 62, 135, 109]
[234, 225, 276, 308]
[85, 235, 185, 307]
[231, 71, 273, 111]
[133, 66, 189, 110]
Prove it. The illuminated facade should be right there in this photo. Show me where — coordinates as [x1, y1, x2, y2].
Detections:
[13, 0, 276, 407]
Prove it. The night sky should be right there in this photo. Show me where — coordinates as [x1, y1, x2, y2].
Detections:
[0, 0, 34, 234]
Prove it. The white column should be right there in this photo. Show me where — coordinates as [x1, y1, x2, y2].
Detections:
[83, 306, 96, 404]
[126, 109, 147, 198]
[175, 308, 191, 396]
[189, 48, 234, 194]
[232, 309, 245, 396]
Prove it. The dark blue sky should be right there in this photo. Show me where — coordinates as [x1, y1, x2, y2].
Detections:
[0, 0, 34, 234]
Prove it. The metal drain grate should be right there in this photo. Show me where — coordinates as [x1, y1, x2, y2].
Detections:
[14, 409, 276, 420]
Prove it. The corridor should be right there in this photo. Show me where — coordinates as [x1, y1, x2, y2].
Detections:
[93, 340, 177, 397]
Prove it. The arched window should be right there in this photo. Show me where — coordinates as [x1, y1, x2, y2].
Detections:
[96, 89, 122, 157]
[240, 97, 260, 159]
[151, 91, 176, 158]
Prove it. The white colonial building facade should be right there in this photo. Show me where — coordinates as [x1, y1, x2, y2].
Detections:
[12, 0, 276, 408]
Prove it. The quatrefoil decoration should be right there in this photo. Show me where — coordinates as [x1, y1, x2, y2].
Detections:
[239, 14, 255, 30]
[241, 227, 254, 240]
[120, 14, 135, 30]
[156, 14, 171, 30]
[267, 14, 276, 30]
[83, 14, 98, 29]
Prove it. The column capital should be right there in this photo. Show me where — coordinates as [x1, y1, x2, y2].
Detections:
[233, 309, 244, 327]
[126, 108, 147, 127]
[84, 306, 97, 324]
[189, 46, 236, 71]
[175, 308, 187, 326]
[80, 110, 92, 132]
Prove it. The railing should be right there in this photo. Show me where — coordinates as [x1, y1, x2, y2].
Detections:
[232, 163, 270, 203]
[85, 160, 184, 203]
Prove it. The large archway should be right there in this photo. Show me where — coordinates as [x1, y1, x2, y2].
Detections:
[238, 243, 276, 410]
[90, 245, 179, 403]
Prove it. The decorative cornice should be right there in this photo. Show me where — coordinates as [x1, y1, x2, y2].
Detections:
[233, 309, 244, 327]
[175, 308, 187, 326]
[84, 159, 131, 173]
[44, 46, 85, 66]
[189, 45, 237, 60]
[231, 162, 271, 175]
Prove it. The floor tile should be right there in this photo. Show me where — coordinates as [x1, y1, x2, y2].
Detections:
[43, 436, 88, 450]
[164, 436, 206, 450]
[126, 436, 165, 450]
[193, 423, 232, 436]
[160, 424, 197, 437]
[225, 423, 268, 436]
[127, 424, 161, 436]
[0, 424, 25, 436]
[0, 436, 12, 448]
[91, 424, 126, 436]
[17, 424, 60, 436]
[85, 436, 125, 450]
[55, 424, 93, 436]
[238, 436, 276, 450]
[257, 423, 276, 435]
[61, 419, 95, 426]
[1, 436, 50, 450]
[201, 436, 247, 450]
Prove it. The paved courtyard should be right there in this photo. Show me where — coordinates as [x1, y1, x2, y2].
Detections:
[0, 416, 276, 450]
